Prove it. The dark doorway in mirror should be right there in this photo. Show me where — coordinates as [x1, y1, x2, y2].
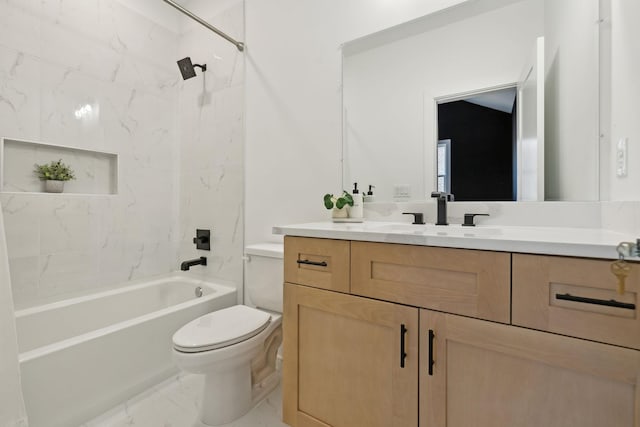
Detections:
[438, 88, 517, 201]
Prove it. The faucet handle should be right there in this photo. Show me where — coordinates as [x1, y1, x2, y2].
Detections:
[462, 213, 489, 227]
[402, 212, 426, 225]
[430, 191, 454, 201]
[192, 229, 211, 250]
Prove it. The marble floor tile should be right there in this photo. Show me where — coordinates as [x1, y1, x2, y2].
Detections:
[82, 373, 288, 427]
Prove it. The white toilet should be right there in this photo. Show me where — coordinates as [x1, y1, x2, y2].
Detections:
[172, 243, 284, 426]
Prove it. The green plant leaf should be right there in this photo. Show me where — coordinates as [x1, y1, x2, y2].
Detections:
[323, 194, 335, 209]
[34, 159, 76, 181]
[342, 192, 354, 206]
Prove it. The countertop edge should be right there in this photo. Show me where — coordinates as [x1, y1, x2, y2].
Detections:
[273, 223, 637, 260]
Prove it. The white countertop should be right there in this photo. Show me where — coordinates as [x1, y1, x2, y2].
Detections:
[273, 221, 639, 260]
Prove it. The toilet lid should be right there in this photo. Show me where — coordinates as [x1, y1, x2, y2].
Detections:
[173, 305, 271, 353]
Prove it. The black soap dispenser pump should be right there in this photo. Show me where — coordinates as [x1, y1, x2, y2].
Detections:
[364, 185, 375, 202]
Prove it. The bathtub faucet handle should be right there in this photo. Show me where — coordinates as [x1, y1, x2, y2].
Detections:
[192, 229, 211, 251]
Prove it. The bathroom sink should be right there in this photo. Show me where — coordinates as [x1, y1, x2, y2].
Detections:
[371, 223, 501, 237]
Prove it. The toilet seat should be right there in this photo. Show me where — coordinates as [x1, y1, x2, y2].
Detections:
[173, 305, 271, 353]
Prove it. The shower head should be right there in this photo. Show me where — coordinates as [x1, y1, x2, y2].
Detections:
[177, 57, 207, 80]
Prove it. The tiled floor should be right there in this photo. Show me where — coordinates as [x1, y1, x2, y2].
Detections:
[82, 373, 288, 427]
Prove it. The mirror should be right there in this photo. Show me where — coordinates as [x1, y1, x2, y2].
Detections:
[342, 0, 600, 202]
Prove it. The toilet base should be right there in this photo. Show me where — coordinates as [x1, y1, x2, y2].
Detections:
[200, 362, 252, 425]
[193, 370, 280, 427]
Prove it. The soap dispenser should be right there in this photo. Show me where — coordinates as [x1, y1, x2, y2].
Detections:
[364, 185, 375, 202]
[350, 182, 363, 219]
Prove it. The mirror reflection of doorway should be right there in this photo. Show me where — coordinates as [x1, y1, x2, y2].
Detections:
[437, 86, 517, 201]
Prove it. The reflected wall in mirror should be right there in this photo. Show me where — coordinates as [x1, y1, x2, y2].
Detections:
[342, 0, 600, 202]
[436, 86, 517, 201]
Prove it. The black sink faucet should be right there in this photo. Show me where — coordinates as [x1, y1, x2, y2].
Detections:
[431, 192, 454, 226]
[181, 257, 207, 271]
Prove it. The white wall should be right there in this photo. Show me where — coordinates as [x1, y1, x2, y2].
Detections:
[608, 0, 640, 201]
[245, 0, 468, 245]
[343, 0, 543, 202]
[544, 0, 600, 201]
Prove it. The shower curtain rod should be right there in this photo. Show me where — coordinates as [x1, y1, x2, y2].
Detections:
[162, 0, 245, 51]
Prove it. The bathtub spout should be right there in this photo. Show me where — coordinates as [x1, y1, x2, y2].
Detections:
[181, 257, 207, 271]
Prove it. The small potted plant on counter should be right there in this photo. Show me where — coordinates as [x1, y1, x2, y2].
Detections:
[323, 191, 354, 219]
[34, 159, 76, 193]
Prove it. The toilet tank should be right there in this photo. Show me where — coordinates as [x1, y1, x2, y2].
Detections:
[244, 243, 284, 312]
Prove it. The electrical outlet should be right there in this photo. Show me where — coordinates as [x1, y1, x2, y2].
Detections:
[617, 137, 628, 177]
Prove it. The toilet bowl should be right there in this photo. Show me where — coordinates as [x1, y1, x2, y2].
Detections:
[172, 243, 283, 427]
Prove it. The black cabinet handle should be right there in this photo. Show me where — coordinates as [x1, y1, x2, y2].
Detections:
[296, 259, 328, 267]
[400, 324, 407, 368]
[428, 329, 435, 376]
[556, 293, 635, 310]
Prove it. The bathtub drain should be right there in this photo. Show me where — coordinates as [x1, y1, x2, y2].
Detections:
[195, 286, 203, 298]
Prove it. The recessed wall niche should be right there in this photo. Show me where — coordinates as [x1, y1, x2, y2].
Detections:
[0, 138, 118, 195]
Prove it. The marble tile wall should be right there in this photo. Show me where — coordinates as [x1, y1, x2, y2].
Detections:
[176, 0, 245, 298]
[0, 0, 245, 307]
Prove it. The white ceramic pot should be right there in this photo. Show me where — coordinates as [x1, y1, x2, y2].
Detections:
[331, 207, 348, 218]
[44, 180, 64, 193]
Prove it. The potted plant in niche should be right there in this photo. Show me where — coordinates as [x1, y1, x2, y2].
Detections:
[323, 191, 354, 219]
[34, 159, 76, 193]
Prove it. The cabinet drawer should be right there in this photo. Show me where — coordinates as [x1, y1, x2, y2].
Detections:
[512, 254, 640, 350]
[351, 241, 511, 323]
[284, 236, 350, 292]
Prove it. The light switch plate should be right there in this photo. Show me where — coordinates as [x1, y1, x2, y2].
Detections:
[616, 137, 628, 177]
[393, 184, 411, 199]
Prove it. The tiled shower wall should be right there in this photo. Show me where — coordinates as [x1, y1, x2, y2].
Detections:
[176, 0, 245, 296]
[0, 0, 244, 307]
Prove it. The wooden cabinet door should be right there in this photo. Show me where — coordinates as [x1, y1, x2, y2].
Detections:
[420, 310, 640, 427]
[283, 283, 419, 427]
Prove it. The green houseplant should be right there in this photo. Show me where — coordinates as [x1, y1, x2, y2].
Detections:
[34, 159, 76, 193]
[323, 191, 354, 218]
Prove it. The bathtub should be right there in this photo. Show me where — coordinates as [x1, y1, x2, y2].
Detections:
[14, 275, 237, 427]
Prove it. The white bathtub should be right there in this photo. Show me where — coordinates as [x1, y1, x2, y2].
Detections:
[14, 275, 237, 427]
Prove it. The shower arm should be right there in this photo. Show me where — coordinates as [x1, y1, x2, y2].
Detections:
[162, 0, 245, 52]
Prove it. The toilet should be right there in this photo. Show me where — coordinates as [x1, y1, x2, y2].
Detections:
[172, 243, 284, 427]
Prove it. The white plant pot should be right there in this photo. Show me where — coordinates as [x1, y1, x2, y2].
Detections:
[44, 180, 65, 193]
[331, 207, 349, 218]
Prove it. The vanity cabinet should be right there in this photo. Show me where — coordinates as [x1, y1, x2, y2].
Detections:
[282, 236, 640, 427]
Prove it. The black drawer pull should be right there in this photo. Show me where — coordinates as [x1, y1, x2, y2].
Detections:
[400, 324, 407, 368]
[556, 293, 636, 310]
[296, 259, 328, 267]
[428, 329, 435, 376]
